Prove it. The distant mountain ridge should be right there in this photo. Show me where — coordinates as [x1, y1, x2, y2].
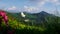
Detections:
[5, 10, 60, 25]
[0, 9, 58, 26]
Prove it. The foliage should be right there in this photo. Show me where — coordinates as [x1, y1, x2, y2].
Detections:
[0, 11, 60, 34]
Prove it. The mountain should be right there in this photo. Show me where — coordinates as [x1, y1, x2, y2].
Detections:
[5, 10, 60, 26]
[0, 10, 60, 34]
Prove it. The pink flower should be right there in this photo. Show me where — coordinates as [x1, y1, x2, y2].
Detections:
[0, 10, 8, 26]
[4, 15, 8, 26]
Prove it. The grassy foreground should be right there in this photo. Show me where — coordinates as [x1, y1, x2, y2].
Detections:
[0, 16, 60, 34]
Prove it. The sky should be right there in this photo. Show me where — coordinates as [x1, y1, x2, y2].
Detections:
[0, 0, 60, 14]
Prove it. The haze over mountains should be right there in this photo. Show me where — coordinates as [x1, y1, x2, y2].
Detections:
[5, 10, 60, 26]
[4, 8, 59, 17]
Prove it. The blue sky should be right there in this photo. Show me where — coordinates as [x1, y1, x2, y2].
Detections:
[0, 0, 60, 14]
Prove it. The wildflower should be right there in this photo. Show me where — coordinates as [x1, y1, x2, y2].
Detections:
[0, 10, 8, 26]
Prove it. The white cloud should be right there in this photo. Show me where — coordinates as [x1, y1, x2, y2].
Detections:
[3, 0, 60, 13]
[30, 0, 60, 7]
[4, 6, 22, 13]
[38, 1, 45, 6]
[49, 0, 60, 5]
[7, 6, 17, 10]
[51, 0, 58, 2]
[23, 6, 39, 12]
[34, 0, 60, 14]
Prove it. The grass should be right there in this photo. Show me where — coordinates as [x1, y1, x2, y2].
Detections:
[0, 18, 45, 34]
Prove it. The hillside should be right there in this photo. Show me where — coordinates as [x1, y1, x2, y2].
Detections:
[6, 11, 60, 26]
[0, 10, 60, 34]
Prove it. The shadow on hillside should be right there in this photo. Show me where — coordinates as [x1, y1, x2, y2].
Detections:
[0, 26, 43, 34]
[0, 23, 60, 34]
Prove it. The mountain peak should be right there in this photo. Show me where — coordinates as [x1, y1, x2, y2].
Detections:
[39, 11, 49, 15]
[40, 11, 48, 13]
